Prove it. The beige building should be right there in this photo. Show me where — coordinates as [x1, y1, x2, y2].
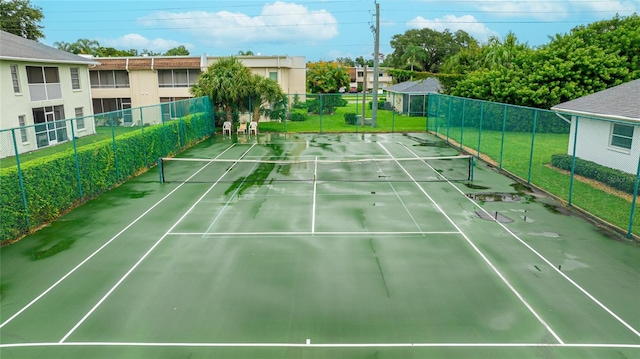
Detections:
[89, 55, 306, 124]
[349, 66, 393, 93]
[0, 30, 98, 156]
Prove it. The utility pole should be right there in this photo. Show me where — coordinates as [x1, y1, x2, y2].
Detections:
[371, 1, 380, 127]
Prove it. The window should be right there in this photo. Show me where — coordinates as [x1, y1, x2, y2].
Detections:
[26, 66, 61, 101]
[75, 107, 85, 129]
[610, 123, 634, 150]
[32, 105, 67, 148]
[18, 115, 28, 143]
[90, 70, 130, 88]
[92, 98, 132, 125]
[10, 65, 21, 93]
[269, 71, 278, 81]
[70, 68, 80, 90]
[158, 69, 201, 87]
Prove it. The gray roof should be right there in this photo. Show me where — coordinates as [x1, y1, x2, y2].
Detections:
[551, 79, 640, 123]
[0, 30, 98, 65]
[384, 78, 441, 94]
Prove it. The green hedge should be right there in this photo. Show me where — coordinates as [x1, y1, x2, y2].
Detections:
[551, 154, 637, 194]
[0, 112, 214, 243]
[344, 113, 357, 125]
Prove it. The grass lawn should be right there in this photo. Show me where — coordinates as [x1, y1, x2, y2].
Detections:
[438, 127, 638, 237]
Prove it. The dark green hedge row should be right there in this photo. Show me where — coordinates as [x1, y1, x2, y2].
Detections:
[0, 112, 214, 243]
[551, 154, 637, 194]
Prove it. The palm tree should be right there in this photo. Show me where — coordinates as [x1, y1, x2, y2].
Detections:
[246, 74, 285, 123]
[191, 57, 252, 125]
[401, 44, 427, 72]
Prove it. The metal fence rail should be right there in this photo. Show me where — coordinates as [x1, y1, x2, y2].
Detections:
[427, 93, 639, 239]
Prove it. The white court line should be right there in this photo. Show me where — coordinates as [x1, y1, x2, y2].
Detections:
[168, 231, 460, 236]
[378, 142, 565, 345]
[311, 156, 318, 234]
[1, 341, 639, 349]
[203, 161, 261, 236]
[0, 144, 241, 330]
[58, 144, 257, 343]
[398, 142, 640, 339]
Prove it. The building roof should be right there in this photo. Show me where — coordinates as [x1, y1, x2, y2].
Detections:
[551, 79, 640, 123]
[0, 30, 98, 65]
[92, 56, 203, 71]
[384, 78, 441, 94]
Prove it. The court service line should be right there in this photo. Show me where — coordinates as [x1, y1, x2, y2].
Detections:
[169, 231, 460, 236]
[58, 144, 257, 343]
[378, 142, 565, 345]
[399, 142, 640, 339]
[1, 341, 639, 349]
[0, 144, 240, 331]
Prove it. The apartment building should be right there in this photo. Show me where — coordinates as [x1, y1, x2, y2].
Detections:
[0, 30, 98, 155]
[89, 55, 307, 124]
[349, 66, 393, 93]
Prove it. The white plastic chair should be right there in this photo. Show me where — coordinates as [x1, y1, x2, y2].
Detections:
[222, 121, 232, 135]
[237, 123, 247, 135]
[248, 121, 258, 136]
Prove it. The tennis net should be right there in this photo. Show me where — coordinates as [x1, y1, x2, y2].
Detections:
[158, 155, 474, 184]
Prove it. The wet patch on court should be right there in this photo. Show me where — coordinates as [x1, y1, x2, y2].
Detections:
[27, 237, 76, 260]
[466, 193, 522, 202]
[474, 211, 514, 223]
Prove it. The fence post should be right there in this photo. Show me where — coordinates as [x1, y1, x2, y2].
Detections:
[446, 97, 452, 143]
[391, 92, 395, 133]
[70, 119, 83, 199]
[477, 102, 484, 159]
[459, 99, 465, 150]
[627, 155, 640, 238]
[499, 105, 507, 170]
[10, 129, 30, 230]
[140, 107, 147, 168]
[319, 94, 323, 134]
[568, 117, 579, 206]
[527, 110, 538, 185]
[110, 112, 119, 181]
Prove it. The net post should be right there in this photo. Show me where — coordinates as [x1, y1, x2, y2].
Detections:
[158, 157, 164, 183]
[470, 156, 475, 181]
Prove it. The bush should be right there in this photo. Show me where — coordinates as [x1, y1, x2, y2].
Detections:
[307, 95, 348, 114]
[369, 100, 386, 110]
[551, 154, 636, 194]
[344, 113, 357, 125]
[290, 108, 308, 121]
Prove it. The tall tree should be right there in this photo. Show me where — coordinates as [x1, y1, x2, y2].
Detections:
[245, 74, 284, 122]
[388, 28, 477, 73]
[0, 0, 44, 40]
[237, 50, 255, 56]
[54, 38, 99, 54]
[164, 45, 190, 56]
[306, 61, 350, 93]
[400, 44, 427, 71]
[191, 57, 253, 124]
[335, 57, 355, 67]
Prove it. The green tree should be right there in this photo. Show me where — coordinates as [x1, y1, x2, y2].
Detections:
[306, 61, 350, 93]
[54, 38, 99, 54]
[388, 28, 477, 73]
[245, 74, 285, 122]
[238, 50, 255, 56]
[335, 57, 355, 67]
[164, 45, 190, 56]
[191, 57, 253, 124]
[0, 0, 44, 40]
[400, 44, 427, 72]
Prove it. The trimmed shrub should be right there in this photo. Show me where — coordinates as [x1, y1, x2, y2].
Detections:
[290, 108, 308, 122]
[344, 113, 357, 125]
[550, 154, 636, 194]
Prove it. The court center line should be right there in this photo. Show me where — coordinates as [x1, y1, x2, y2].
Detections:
[58, 144, 257, 343]
[1, 341, 639, 349]
[378, 142, 565, 345]
[312, 156, 318, 234]
[169, 231, 460, 236]
[398, 142, 640, 339]
[0, 143, 240, 331]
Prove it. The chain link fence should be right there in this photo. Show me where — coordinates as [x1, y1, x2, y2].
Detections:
[0, 97, 214, 243]
[427, 93, 639, 239]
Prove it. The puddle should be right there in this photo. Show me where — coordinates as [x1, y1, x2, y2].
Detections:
[467, 193, 522, 202]
[465, 183, 490, 190]
[527, 231, 560, 238]
[29, 238, 76, 260]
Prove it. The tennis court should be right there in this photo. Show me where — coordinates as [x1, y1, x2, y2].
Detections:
[1, 133, 639, 358]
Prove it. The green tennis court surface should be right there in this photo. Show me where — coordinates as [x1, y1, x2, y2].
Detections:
[1, 133, 639, 358]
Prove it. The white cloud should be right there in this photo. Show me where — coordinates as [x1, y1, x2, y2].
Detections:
[569, 0, 639, 15]
[138, 1, 339, 46]
[473, 0, 568, 19]
[100, 34, 194, 52]
[407, 15, 499, 42]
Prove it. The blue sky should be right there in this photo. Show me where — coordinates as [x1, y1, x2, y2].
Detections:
[33, 0, 640, 61]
